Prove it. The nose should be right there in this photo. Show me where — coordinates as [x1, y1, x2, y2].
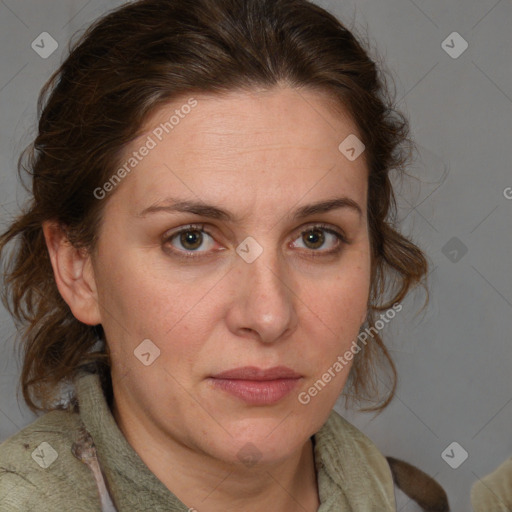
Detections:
[225, 246, 299, 344]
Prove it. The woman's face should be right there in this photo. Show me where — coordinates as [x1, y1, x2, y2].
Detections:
[90, 86, 371, 465]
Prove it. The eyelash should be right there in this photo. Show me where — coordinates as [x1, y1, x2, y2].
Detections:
[162, 223, 349, 261]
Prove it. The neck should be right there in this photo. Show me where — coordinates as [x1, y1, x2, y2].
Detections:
[112, 400, 320, 512]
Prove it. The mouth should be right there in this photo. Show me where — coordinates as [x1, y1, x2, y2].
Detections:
[208, 366, 302, 406]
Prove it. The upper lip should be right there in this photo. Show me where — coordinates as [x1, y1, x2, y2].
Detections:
[211, 366, 301, 380]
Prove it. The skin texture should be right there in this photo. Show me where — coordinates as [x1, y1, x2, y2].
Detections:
[43, 85, 371, 512]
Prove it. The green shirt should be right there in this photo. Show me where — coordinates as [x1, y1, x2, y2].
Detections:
[0, 369, 396, 511]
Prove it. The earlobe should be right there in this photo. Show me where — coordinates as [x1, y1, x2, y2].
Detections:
[42, 221, 102, 326]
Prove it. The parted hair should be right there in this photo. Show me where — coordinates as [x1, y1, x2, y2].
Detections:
[0, 0, 428, 413]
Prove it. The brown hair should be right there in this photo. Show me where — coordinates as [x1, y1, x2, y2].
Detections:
[0, 0, 427, 413]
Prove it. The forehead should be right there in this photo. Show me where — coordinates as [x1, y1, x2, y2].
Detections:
[110, 86, 369, 218]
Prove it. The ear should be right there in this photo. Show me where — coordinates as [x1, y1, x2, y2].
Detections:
[42, 221, 101, 326]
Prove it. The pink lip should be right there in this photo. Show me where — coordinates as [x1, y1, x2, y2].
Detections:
[209, 366, 302, 405]
[212, 366, 301, 380]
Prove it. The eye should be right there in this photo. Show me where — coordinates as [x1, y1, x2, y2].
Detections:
[162, 223, 348, 261]
[162, 224, 219, 259]
[290, 224, 347, 256]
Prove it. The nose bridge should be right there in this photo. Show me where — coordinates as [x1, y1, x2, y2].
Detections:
[233, 235, 297, 340]
[236, 225, 281, 278]
[245, 247, 286, 300]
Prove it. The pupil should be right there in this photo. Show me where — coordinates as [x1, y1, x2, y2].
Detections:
[305, 229, 324, 249]
[181, 230, 202, 250]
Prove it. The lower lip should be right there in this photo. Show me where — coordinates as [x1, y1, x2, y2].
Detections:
[209, 378, 301, 405]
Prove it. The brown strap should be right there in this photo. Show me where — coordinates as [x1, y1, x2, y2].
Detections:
[387, 456, 450, 511]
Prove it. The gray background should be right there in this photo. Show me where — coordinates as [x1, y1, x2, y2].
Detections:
[0, 1, 511, 511]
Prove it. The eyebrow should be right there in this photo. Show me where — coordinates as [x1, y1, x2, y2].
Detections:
[136, 196, 363, 222]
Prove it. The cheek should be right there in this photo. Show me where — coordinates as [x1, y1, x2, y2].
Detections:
[302, 256, 371, 360]
[95, 250, 220, 365]
[306, 255, 370, 321]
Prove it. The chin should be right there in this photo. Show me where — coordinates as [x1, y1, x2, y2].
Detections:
[204, 416, 310, 463]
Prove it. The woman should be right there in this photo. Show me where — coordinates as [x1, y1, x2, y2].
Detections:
[0, 0, 437, 510]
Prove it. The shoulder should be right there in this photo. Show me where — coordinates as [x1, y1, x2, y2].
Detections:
[0, 410, 100, 511]
[322, 409, 391, 469]
[471, 456, 512, 511]
[322, 411, 450, 512]
[316, 409, 396, 507]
